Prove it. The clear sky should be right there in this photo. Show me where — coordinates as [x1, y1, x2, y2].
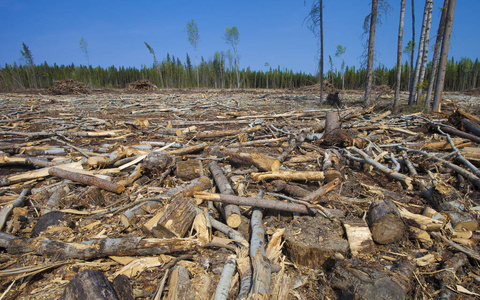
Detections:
[1, 0, 478, 75]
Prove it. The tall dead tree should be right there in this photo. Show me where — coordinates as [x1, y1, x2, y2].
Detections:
[415, 0, 433, 104]
[408, 0, 415, 93]
[305, 0, 324, 103]
[432, 0, 456, 112]
[393, 0, 407, 114]
[408, 0, 432, 105]
[364, 0, 378, 107]
[425, 0, 449, 108]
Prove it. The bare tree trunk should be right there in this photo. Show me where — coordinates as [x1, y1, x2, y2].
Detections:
[425, 0, 449, 108]
[415, 0, 433, 104]
[320, 0, 324, 103]
[408, 0, 430, 105]
[393, 0, 407, 114]
[432, 0, 456, 112]
[408, 0, 415, 92]
[364, 0, 378, 107]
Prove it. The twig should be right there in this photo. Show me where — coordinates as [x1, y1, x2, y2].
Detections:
[431, 232, 480, 261]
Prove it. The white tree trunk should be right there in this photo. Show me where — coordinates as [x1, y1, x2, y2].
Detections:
[432, 0, 456, 112]
[393, 0, 407, 114]
[425, 0, 449, 108]
[408, 0, 430, 105]
[416, 0, 433, 103]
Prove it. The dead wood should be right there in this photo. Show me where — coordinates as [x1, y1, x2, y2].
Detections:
[0, 233, 200, 260]
[60, 269, 120, 300]
[216, 147, 281, 172]
[366, 199, 405, 244]
[209, 161, 242, 228]
[251, 170, 325, 182]
[49, 167, 125, 193]
[195, 192, 314, 215]
[194, 125, 262, 139]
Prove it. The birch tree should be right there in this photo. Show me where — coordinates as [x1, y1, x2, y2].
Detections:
[416, 0, 433, 103]
[364, 0, 378, 107]
[185, 20, 200, 87]
[432, 0, 456, 112]
[408, 0, 432, 105]
[425, 0, 449, 108]
[223, 27, 240, 88]
[335, 45, 346, 90]
[393, 0, 407, 114]
[408, 0, 415, 93]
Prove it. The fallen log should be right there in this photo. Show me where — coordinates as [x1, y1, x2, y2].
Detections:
[195, 192, 314, 215]
[217, 148, 281, 172]
[366, 199, 405, 244]
[49, 167, 125, 193]
[0, 233, 200, 260]
[343, 218, 375, 257]
[251, 170, 325, 182]
[249, 205, 271, 298]
[0, 188, 30, 231]
[213, 256, 237, 300]
[194, 125, 262, 139]
[209, 161, 242, 228]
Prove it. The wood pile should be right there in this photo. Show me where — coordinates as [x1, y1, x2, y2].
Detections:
[0, 89, 479, 299]
[126, 80, 158, 91]
[47, 79, 89, 95]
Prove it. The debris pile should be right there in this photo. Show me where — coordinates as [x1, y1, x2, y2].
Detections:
[0, 89, 479, 299]
[126, 80, 158, 91]
[47, 79, 89, 95]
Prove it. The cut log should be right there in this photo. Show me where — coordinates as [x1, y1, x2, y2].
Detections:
[407, 226, 433, 248]
[366, 200, 405, 244]
[209, 161, 242, 228]
[251, 170, 325, 182]
[398, 207, 443, 231]
[142, 197, 197, 238]
[49, 167, 124, 193]
[0, 233, 200, 260]
[446, 211, 478, 231]
[60, 269, 120, 300]
[343, 218, 375, 257]
[216, 147, 280, 172]
[213, 256, 237, 300]
[175, 159, 203, 180]
[166, 265, 190, 300]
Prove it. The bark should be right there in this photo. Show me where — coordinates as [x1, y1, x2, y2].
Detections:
[175, 159, 203, 180]
[194, 125, 262, 139]
[60, 269, 120, 300]
[217, 148, 280, 172]
[367, 200, 405, 244]
[249, 207, 271, 298]
[49, 167, 125, 194]
[213, 256, 237, 300]
[393, 0, 406, 114]
[425, 0, 449, 108]
[209, 161, 242, 228]
[408, 0, 415, 93]
[432, 0, 456, 112]
[195, 192, 315, 215]
[166, 265, 190, 300]
[0, 233, 200, 260]
[364, 0, 378, 107]
[0, 188, 30, 231]
[251, 170, 325, 182]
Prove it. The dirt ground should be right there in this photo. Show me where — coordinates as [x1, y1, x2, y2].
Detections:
[0, 87, 479, 299]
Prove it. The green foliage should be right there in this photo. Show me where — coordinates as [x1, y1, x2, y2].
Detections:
[185, 19, 199, 47]
[223, 27, 239, 47]
[20, 42, 34, 67]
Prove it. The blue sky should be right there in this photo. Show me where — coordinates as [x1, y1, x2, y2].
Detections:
[0, 0, 478, 75]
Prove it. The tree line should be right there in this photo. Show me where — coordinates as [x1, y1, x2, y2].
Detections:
[0, 57, 317, 91]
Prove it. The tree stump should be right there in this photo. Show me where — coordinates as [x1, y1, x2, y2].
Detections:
[276, 216, 349, 268]
[176, 159, 203, 180]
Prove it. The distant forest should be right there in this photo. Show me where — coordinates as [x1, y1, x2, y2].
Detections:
[0, 54, 478, 92]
